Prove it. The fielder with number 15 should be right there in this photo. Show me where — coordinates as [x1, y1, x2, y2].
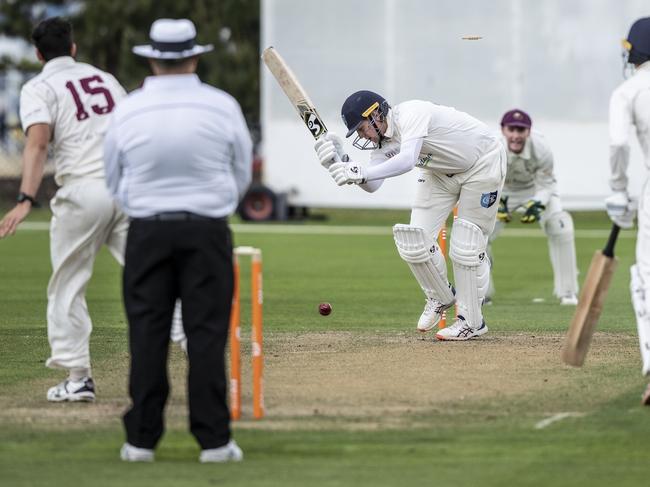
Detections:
[0, 17, 186, 402]
[315, 91, 506, 341]
[0, 17, 129, 402]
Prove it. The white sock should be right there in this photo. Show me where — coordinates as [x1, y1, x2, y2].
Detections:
[69, 367, 91, 382]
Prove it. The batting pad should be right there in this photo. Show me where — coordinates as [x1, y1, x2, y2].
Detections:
[450, 218, 488, 328]
[631, 265, 650, 376]
[393, 224, 454, 303]
[545, 211, 579, 297]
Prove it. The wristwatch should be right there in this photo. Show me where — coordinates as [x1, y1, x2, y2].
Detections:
[17, 192, 38, 206]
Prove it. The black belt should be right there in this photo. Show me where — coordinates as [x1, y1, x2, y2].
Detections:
[136, 211, 226, 222]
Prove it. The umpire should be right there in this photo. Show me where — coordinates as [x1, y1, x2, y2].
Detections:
[103, 18, 252, 462]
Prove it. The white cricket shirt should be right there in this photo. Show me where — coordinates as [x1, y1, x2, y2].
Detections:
[19, 56, 126, 185]
[371, 100, 499, 175]
[609, 61, 650, 191]
[502, 130, 557, 205]
[103, 74, 252, 218]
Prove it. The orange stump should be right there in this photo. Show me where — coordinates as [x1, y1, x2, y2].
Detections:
[437, 207, 459, 329]
[437, 223, 448, 329]
[452, 207, 459, 317]
[251, 252, 264, 419]
[229, 246, 264, 420]
[229, 254, 242, 419]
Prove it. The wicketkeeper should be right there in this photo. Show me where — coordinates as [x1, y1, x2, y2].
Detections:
[315, 91, 506, 341]
[488, 109, 579, 305]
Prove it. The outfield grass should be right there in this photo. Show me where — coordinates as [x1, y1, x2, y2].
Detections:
[1, 208, 648, 486]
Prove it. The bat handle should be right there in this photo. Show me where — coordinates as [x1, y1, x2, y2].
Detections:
[602, 223, 620, 258]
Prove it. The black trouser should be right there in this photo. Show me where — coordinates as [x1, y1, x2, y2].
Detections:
[122, 214, 233, 450]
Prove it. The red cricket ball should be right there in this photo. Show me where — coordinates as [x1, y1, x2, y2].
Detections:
[318, 302, 332, 316]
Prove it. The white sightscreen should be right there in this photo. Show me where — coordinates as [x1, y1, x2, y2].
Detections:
[261, 0, 649, 210]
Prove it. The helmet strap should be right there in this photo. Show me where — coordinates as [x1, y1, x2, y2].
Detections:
[369, 110, 385, 148]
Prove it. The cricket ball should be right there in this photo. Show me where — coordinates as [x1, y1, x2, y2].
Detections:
[318, 302, 332, 316]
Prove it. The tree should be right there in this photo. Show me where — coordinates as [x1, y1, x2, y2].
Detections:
[0, 0, 260, 129]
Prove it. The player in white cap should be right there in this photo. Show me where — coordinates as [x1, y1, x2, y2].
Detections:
[315, 91, 506, 340]
[488, 108, 579, 306]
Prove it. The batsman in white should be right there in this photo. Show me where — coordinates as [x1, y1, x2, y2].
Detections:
[315, 91, 506, 340]
[605, 17, 650, 406]
[487, 109, 579, 305]
[0, 17, 185, 402]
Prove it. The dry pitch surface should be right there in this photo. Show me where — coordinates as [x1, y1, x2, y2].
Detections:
[0, 331, 640, 431]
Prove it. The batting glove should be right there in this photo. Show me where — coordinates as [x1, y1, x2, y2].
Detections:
[520, 199, 545, 224]
[314, 132, 347, 168]
[329, 161, 367, 186]
[496, 196, 512, 223]
[605, 190, 636, 229]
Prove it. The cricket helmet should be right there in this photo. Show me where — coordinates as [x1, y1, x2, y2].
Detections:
[340, 90, 390, 138]
[623, 17, 650, 65]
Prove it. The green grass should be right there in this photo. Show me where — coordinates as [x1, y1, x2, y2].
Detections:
[2, 418, 649, 487]
[0, 208, 648, 486]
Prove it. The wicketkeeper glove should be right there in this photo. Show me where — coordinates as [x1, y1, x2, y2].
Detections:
[497, 196, 512, 223]
[520, 199, 545, 224]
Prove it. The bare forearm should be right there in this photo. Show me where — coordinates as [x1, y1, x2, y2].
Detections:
[0, 124, 50, 238]
[20, 142, 48, 196]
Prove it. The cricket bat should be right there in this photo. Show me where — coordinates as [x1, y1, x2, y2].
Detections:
[561, 224, 621, 366]
[262, 46, 328, 140]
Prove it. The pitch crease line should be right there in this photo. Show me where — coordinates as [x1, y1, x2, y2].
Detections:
[534, 412, 585, 430]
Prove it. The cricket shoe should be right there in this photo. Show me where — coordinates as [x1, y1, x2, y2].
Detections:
[47, 377, 95, 402]
[199, 440, 244, 463]
[417, 285, 456, 332]
[120, 443, 155, 462]
[435, 315, 488, 341]
[642, 383, 650, 407]
[559, 294, 578, 306]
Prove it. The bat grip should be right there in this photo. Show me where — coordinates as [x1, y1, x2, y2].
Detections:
[602, 223, 620, 258]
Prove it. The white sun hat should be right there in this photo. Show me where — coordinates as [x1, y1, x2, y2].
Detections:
[132, 18, 213, 59]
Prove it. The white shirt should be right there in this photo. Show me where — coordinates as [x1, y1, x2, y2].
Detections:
[19, 56, 126, 185]
[364, 100, 499, 183]
[502, 130, 557, 205]
[103, 74, 252, 218]
[609, 61, 650, 191]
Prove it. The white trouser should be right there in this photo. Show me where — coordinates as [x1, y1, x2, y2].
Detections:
[410, 142, 507, 325]
[634, 177, 650, 375]
[637, 178, 650, 301]
[46, 179, 129, 370]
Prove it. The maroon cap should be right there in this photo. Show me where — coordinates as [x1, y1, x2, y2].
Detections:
[501, 109, 532, 128]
